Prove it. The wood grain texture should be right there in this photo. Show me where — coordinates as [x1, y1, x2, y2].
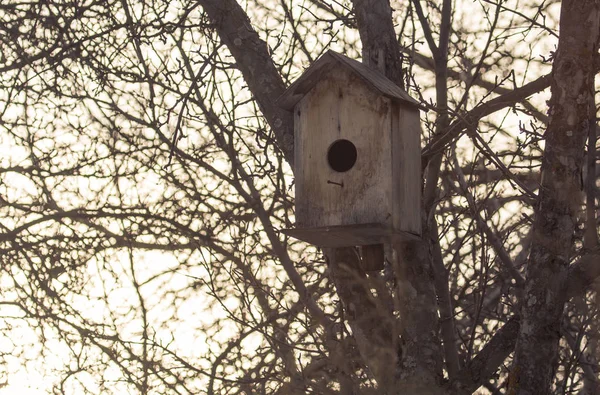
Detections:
[392, 104, 422, 235]
[289, 56, 422, 245]
[294, 66, 394, 229]
[278, 51, 420, 110]
[282, 223, 420, 247]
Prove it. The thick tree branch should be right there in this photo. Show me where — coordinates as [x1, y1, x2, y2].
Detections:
[510, 0, 600, 391]
[413, 0, 462, 380]
[325, 247, 398, 390]
[407, 50, 549, 124]
[584, 109, 598, 249]
[352, 0, 449, 389]
[452, 152, 526, 287]
[352, 0, 404, 87]
[448, 316, 521, 395]
[449, 251, 600, 394]
[422, 73, 552, 164]
[429, 226, 462, 379]
[198, 0, 294, 165]
[393, 240, 444, 392]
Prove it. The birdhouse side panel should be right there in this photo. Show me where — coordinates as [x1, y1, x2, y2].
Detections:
[392, 105, 422, 235]
[294, 68, 393, 229]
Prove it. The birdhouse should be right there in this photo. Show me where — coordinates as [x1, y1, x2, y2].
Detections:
[279, 50, 422, 247]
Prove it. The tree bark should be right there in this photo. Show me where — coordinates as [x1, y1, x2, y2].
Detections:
[413, 0, 462, 382]
[325, 247, 399, 391]
[352, 0, 405, 88]
[337, 1, 445, 391]
[446, 252, 600, 394]
[392, 240, 445, 393]
[197, 0, 295, 166]
[509, 1, 600, 393]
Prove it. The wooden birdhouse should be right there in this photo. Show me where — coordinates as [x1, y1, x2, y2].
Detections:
[279, 50, 422, 248]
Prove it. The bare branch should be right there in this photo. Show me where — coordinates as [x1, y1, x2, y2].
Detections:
[198, 0, 295, 165]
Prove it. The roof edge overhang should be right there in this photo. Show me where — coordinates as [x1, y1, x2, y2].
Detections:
[277, 50, 423, 111]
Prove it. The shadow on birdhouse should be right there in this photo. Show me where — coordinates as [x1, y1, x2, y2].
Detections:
[279, 50, 422, 250]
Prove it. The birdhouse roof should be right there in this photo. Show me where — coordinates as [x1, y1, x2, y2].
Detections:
[278, 50, 421, 111]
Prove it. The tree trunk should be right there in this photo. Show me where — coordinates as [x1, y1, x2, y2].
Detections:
[323, 1, 445, 392]
[510, 0, 600, 393]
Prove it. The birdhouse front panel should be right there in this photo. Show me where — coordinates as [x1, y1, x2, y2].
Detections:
[294, 67, 394, 229]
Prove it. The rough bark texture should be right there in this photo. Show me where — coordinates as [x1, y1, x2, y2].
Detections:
[449, 316, 521, 394]
[325, 247, 398, 391]
[352, 0, 405, 88]
[510, 1, 600, 393]
[448, 252, 600, 393]
[197, 0, 295, 165]
[393, 240, 445, 393]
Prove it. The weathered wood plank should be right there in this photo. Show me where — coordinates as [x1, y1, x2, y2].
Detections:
[294, 66, 393, 229]
[285, 50, 422, 247]
[282, 224, 420, 247]
[392, 105, 422, 235]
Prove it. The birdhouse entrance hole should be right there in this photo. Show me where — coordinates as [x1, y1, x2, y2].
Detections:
[327, 139, 357, 172]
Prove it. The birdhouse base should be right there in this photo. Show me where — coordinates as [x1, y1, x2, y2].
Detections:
[282, 223, 420, 247]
